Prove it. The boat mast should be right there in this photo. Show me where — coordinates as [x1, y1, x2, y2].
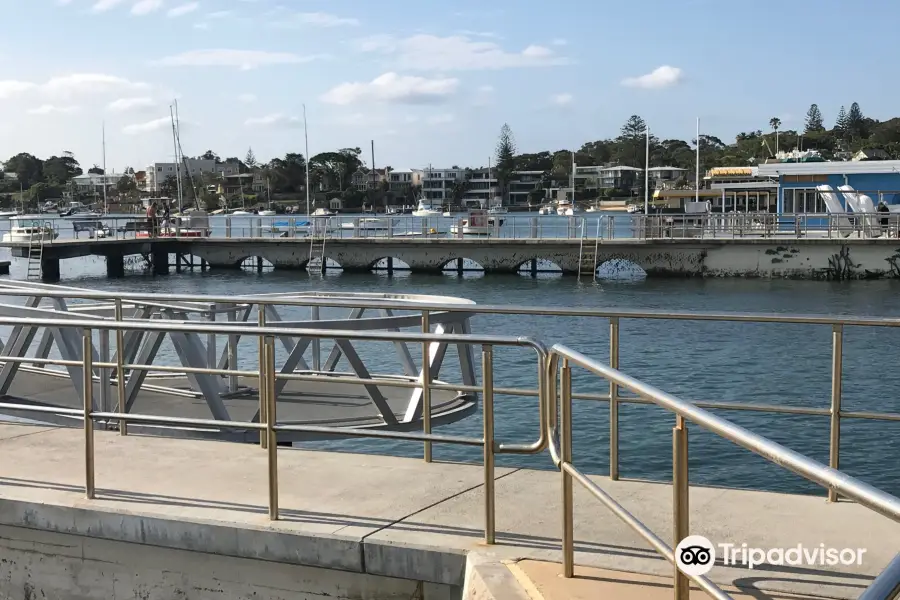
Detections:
[643, 125, 650, 214]
[695, 117, 700, 206]
[101, 122, 108, 214]
[303, 103, 311, 216]
[170, 104, 182, 213]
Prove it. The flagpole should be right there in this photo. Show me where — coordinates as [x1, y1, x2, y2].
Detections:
[303, 104, 311, 216]
[696, 117, 701, 206]
[644, 126, 650, 214]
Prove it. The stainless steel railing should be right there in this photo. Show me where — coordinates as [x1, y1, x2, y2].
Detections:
[0, 314, 549, 544]
[1, 285, 899, 502]
[547, 344, 900, 600]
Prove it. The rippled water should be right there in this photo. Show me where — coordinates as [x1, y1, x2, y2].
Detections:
[1, 240, 898, 498]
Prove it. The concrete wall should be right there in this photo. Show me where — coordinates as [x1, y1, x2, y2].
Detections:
[0, 524, 457, 600]
[186, 239, 900, 280]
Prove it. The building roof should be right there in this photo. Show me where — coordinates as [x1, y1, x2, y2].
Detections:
[648, 166, 687, 172]
[757, 160, 900, 177]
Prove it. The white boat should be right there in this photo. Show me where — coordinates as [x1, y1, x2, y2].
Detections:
[626, 204, 640, 214]
[585, 206, 598, 213]
[557, 202, 579, 216]
[258, 210, 276, 217]
[412, 200, 443, 217]
[538, 205, 553, 215]
[340, 217, 400, 232]
[2, 217, 58, 243]
[312, 208, 336, 217]
[60, 201, 102, 218]
[450, 210, 503, 236]
[0, 211, 19, 219]
[487, 204, 508, 215]
[231, 210, 252, 216]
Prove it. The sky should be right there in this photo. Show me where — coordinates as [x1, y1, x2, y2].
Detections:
[1, 0, 898, 173]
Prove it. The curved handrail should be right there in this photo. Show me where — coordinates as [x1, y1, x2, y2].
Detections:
[859, 554, 900, 600]
[550, 343, 900, 521]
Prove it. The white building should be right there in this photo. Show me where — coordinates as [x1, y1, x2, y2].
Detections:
[71, 173, 126, 195]
[145, 159, 241, 192]
[415, 167, 462, 204]
[462, 168, 497, 207]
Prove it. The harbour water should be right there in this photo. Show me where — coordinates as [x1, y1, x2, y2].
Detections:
[1, 220, 898, 498]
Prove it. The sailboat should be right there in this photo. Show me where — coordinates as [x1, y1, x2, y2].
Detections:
[258, 177, 276, 216]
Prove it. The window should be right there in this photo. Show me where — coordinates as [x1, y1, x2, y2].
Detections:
[783, 188, 826, 213]
[157, 166, 162, 172]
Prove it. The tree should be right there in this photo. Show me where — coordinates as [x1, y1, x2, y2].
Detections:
[88, 165, 104, 175]
[769, 117, 781, 153]
[805, 104, 825, 133]
[43, 154, 82, 185]
[835, 106, 849, 134]
[117, 176, 137, 197]
[615, 115, 652, 170]
[159, 175, 178, 197]
[495, 123, 517, 203]
[200, 150, 221, 163]
[245, 147, 258, 170]
[4, 153, 43, 188]
[847, 102, 865, 139]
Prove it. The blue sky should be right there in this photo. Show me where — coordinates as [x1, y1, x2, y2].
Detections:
[1, 0, 897, 172]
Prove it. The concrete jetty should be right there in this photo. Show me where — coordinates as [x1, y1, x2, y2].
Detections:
[1, 423, 897, 599]
[5, 236, 900, 281]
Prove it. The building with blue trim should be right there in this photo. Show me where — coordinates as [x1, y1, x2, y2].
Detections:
[755, 160, 900, 214]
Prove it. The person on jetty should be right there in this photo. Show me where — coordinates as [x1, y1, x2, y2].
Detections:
[146, 201, 158, 236]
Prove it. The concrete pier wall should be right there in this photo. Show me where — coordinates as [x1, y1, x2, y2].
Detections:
[186, 238, 900, 280]
[0, 524, 455, 600]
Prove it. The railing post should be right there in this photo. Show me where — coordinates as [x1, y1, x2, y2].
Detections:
[311, 306, 321, 371]
[829, 323, 843, 503]
[561, 358, 574, 578]
[99, 327, 110, 419]
[609, 317, 620, 480]
[114, 299, 127, 435]
[227, 304, 238, 393]
[673, 415, 690, 600]
[422, 310, 432, 463]
[265, 335, 279, 520]
[482, 344, 495, 545]
[83, 327, 95, 499]
[258, 307, 267, 449]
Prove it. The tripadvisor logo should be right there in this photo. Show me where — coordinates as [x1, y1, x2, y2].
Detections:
[676, 535, 716, 576]
[676, 535, 867, 576]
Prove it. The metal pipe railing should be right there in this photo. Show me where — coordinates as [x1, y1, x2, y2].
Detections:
[548, 344, 900, 599]
[0, 314, 548, 546]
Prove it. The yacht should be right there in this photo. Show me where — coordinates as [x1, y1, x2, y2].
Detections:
[556, 198, 579, 216]
[450, 209, 503, 236]
[2, 217, 58, 243]
[340, 217, 400, 233]
[60, 202, 102, 219]
[412, 200, 442, 217]
[487, 204, 508, 215]
[0, 210, 19, 219]
[312, 207, 336, 217]
[258, 209, 276, 217]
[538, 205, 554, 216]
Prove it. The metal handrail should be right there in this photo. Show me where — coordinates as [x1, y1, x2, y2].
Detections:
[859, 554, 900, 600]
[3, 287, 900, 498]
[0, 315, 549, 544]
[547, 344, 900, 599]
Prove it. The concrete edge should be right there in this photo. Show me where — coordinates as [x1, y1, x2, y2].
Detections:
[462, 552, 537, 600]
[0, 496, 476, 586]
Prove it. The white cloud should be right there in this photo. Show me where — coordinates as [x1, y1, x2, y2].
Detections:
[274, 12, 359, 27]
[0, 80, 36, 99]
[123, 116, 172, 134]
[92, 0, 127, 12]
[244, 113, 303, 128]
[321, 72, 459, 105]
[622, 65, 683, 90]
[27, 104, 79, 115]
[237, 93, 257, 103]
[153, 49, 322, 70]
[167, 1, 198, 17]
[131, 0, 163, 15]
[359, 34, 567, 71]
[551, 93, 573, 106]
[43, 73, 149, 97]
[107, 96, 155, 112]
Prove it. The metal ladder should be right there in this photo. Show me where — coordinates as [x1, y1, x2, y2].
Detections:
[26, 226, 48, 280]
[307, 227, 326, 275]
[577, 220, 598, 282]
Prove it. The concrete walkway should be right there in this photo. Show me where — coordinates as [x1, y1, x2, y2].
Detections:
[0, 423, 897, 599]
